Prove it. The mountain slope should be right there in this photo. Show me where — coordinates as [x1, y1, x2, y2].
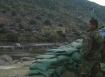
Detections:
[0, 0, 105, 42]
[0, 0, 105, 27]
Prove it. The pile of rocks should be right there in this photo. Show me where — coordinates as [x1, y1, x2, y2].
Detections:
[13, 57, 35, 64]
[0, 54, 35, 65]
[0, 54, 13, 65]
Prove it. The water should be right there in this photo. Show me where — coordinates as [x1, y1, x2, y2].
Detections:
[0, 49, 47, 60]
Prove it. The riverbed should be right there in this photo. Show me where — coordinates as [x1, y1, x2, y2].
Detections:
[0, 49, 47, 60]
[0, 48, 47, 77]
[0, 61, 32, 77]
[0, 60, 79, 77]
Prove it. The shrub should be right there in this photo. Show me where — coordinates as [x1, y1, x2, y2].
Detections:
[15, 18, 21, 23]
[6, 33, 18, 42]
[58, 24, 63, 27]
[35, 15, 41, 20]
[44, 20, 51, 26]
[29, 19, 37, 25]
[11, 10, 17, 16]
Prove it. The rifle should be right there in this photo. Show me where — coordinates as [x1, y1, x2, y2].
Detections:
[91, 7, 95, 19]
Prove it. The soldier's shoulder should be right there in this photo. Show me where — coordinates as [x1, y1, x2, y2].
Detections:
[90, 29, 99, 36]
[92, 29, 104, 40]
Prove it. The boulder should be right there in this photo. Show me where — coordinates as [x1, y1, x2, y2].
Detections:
[0, 54, 13, 64]
[20, 57, 34, 61]
[13, 60, 19, 64]
[0, 59, 6, 65]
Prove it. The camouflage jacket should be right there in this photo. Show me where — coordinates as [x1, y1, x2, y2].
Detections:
[81, 29, 104, 60]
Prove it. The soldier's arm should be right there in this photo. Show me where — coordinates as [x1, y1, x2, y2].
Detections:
[81, 34, 92, 59]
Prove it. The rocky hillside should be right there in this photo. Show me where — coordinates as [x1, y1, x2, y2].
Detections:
[0, 0, 105, 42]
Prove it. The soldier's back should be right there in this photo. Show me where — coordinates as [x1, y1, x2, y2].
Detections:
[87, 29, 104, 60]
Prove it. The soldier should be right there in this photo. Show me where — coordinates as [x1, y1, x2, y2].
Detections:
[80, 19, 104, 77]
[99, 26, 105, 63]
[100, 39, 105, 63]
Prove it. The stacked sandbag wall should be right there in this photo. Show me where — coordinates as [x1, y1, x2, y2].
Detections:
[26, 39, 83, 77]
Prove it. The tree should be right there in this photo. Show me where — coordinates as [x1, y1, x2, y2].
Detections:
[11, 10, 17, 16]
[1, 9, 6, 13]
[44, 20, 51, 26]
[0, 34, 6, 42]
[6, 33, 18, 42]
[0, 24, 4, 28]
[29, 19, 37, 25]
[58, 24, 63, 27]
[0, 24, 8, 34]
[57, 31, 64, 36]
[28, 36, 37, 42]
[15, 18, 21, 23]
[35, 15, 41, 20]
[57, 31, 66, 42]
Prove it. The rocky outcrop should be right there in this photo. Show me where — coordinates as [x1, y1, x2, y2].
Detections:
[0, 54, 13, 65]
[0, 54, 35, 65]
[0, 59, 6, 65]
[20, 57, 34, 61]
[13, 60, 19, 64]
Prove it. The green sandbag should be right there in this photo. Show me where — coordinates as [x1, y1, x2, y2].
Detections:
[79, 48, 82, 53]
[57, 55, 69, 63]
[30, 58, 58, 71]
[46, 49, 65, 54]
[71, 41, 82, 49]
[44, 52, 57, 55]
[63, 48, 78, 56]
[28, 75, 44, 77]
[25, 70, 44, 76]
[66, 62, 76, 71]
[55, 66, 66, 77]
[35, 58, 58, 67]
[58, 45, 73, 49]
[75, 39, 83, 43]
[66, 45, 73, 48]
[26, 69, 55, 77]
[35, 55, 56, 59]
[74, 66, 81, 74]
[45, 49, 65, 55]
[72, 52, 81, 63]
[58, 46, 69, 49]
[68, 57, 73, 64]
[29, 63, 48, 71]
[67, 44, 71, 46]
[100, 63, 105, 69]
[44, 69, 55, 77]
[45, 48, 77, 56]
[62, 62, 68, 66]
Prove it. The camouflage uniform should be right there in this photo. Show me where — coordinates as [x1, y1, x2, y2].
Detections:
[100, 39, 105, 63]
[80, 29, 104, 77]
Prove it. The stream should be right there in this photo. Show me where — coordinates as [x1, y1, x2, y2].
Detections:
[0, 49, 47, 60]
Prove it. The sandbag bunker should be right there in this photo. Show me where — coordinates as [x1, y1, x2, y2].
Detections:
[26, 39, 83, 77]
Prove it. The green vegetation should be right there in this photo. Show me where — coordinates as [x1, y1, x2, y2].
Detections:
[6, 33, 18, 42]
[11, 10, 17, 16]
[58, 24, 63, 27]
[29, 19, 37, 25]
[0, 0, 105, 42]
[44, 20, 52, 26]
[35, 15, 41, 20]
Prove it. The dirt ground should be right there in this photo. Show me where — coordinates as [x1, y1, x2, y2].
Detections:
[0, 61, 31, 77]
[1, 61, 105, 77]
[0, 63, 79, 77]
[0, 60, 79, 77]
